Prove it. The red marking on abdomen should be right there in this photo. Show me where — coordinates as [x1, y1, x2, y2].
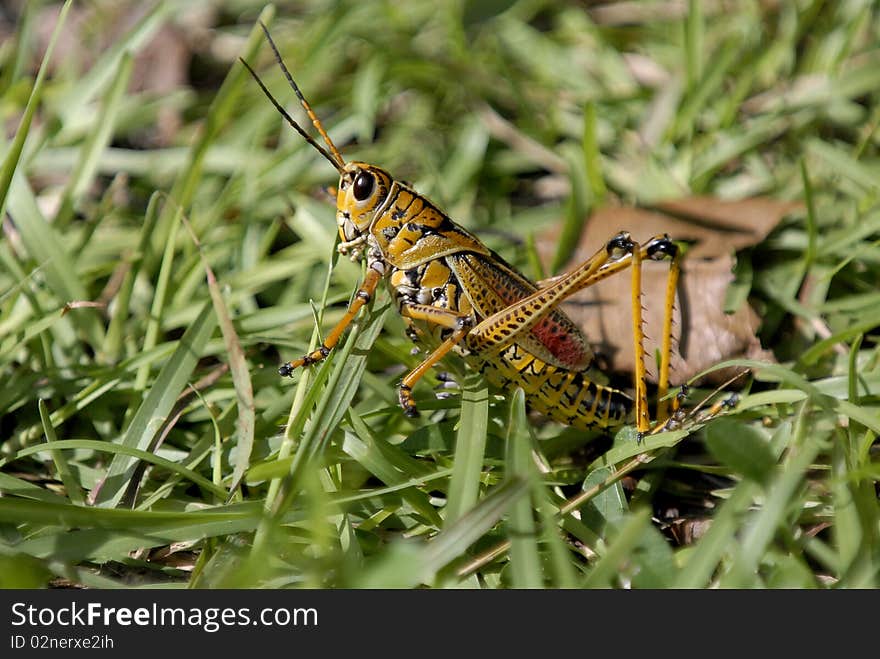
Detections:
[491, 279, 589, 368]
[456, 252, 591, 369]
[532, 317, 589, 368]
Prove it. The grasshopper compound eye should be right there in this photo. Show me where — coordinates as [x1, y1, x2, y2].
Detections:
[353, 171, 374, 201]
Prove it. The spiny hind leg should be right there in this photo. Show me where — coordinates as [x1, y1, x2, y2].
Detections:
[461, 232, 678, 434]
[397, 304, 473, 417]
[278, 265, 383, 376]
[465, 233, 676, 356]
[627, 237, 679, 436]
[653, 240, 681, 424]
[465, 232, 639, 356]
[555, 234, 679, 435]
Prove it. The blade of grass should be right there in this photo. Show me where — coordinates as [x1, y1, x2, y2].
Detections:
[674, 420, 794, 588]
[582, 101, 606, 203]
[0, 499, 300, 563]
[344, 409, 443, 528]
[55, 51, 133, 228]
[263, 217, 339, 511]
[800, 159, 818, 270]
[684, 0, 704, 92]
[0, 0, 72, 216]
[0, 473, 69, 504]
[720, 406, 824, 587]
[103, 191, 162, 361]
[551, 145, 588, 273]
[6, 175, 105, 348]
[93, 302, 217, 508]
[135, 203, 182, 390]
[444, 373, 489, 525]
[151, 6, 276, 260]
[3, 439, 226, 500]
[582, 507, 652, 588]
[186, 219, 255, 497]
[37, 400, 85, 506]
[505, 388, 543, 588]
[260, 302, 389, 528]
[53, 1, 170, 134]
[355, 477, 528, 588]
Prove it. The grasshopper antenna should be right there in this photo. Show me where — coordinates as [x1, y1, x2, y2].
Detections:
[240, 22, 346, 173]
[257, 21, 345, 169]
[240, 56, 345, 174]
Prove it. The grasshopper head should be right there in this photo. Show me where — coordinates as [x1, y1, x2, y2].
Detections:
[241, 29, 393, 257]
[336, 162, 393, 245]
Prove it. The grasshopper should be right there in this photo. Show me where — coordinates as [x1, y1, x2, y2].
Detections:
[243, 25, 684, 436]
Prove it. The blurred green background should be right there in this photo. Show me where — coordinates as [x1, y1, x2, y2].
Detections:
[0, 0, 878, 588]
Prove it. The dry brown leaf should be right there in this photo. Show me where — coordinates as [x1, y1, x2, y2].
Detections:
[650, 196, 803, 256]
[666, 517, 713, 546]
[537, 197, 800, 385]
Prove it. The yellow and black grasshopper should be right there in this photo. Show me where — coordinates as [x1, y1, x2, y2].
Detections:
[243, 25, 685, 436]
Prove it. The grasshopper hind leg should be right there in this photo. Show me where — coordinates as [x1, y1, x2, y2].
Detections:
[630, 235, 680, 438]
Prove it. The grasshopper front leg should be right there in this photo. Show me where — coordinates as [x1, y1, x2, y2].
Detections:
[278, 265, 383, 376]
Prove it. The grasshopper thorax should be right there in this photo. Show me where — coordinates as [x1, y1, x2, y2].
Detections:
[336, 162, 393, 254]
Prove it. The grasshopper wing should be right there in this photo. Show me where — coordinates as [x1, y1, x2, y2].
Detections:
[448, 252, 594, 371]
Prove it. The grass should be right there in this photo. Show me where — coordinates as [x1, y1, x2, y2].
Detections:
[0, 0, 878, 588]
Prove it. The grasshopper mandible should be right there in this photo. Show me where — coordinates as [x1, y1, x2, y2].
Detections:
[243, 24, 683, 436]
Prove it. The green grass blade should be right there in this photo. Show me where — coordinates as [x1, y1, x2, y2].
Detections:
[704, 418, 776, 485]
[151, 6, 276, 258]
[505, 388, 543, 588]
[53, 1, 170, 132]
[0, 499, 292, 563]
[685, 0, 704, 92]
[267, 303, 389, 519]
[355, 477, 528, 588]
[102, 191, 162, 361]
[582, 102, 607, 204]
[672, 423, 792, 588]
[0, 473, 69, 504]
[344, 409, 443, 527]
[195, 225, 255, 495]
[55, 51, 134, 227]
[444, 373, 490, 525]
[582, 508, 652, 588]
[720, 407, 823, 587]
[136, 205, 182, 390]
[93, 302, 217, 508]
[0, 0, 72, 216]
[4, 439, 226, 500]
[37, 400, 85, 506]
[6, 176, 105, 348]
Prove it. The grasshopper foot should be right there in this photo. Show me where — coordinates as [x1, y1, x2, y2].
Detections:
[279, 345, 332, 377]
[398, 385, 420, 418]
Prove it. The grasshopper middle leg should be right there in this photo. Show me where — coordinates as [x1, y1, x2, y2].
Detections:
[397, 304, 474, 416]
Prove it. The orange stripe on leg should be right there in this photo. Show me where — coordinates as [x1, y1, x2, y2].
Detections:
[279, 267, 383, 376]
[630, 245, 650, 436]
[397, 304, 473, 416]
[656, 244, 681, 423]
